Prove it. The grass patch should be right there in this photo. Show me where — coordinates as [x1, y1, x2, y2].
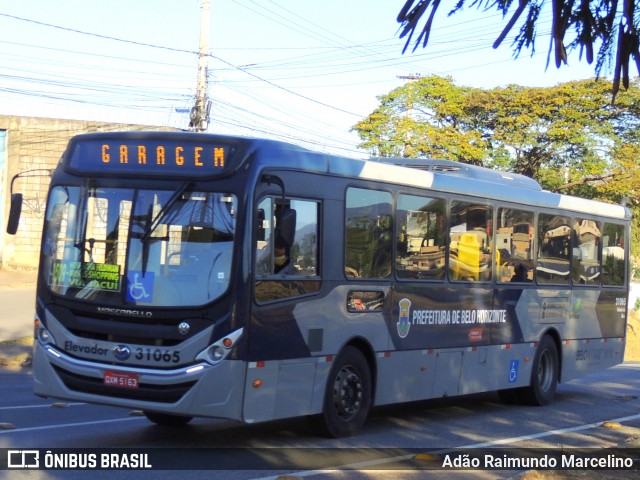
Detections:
[0, 336, 33, 347]
[0, 336, 33, 370]
[626, 309, 640, 362]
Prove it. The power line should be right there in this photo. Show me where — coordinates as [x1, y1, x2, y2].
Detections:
[0, 12, 364, 117]
[0, 13, 195, 54]
[0, 5, 573, 156]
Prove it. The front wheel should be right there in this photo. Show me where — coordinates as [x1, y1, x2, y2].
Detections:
[318, 346, 372, 438]
[520, 335, 559, 406]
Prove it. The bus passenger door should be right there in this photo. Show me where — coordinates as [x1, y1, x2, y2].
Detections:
[244, 194, 323, 423]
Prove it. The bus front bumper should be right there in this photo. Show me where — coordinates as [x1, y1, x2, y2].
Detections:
[32, 341, 246, 421]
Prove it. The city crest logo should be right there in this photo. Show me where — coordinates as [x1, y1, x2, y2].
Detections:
[397, 298, 411, 338]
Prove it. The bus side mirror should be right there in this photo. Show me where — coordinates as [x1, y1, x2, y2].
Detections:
[275, 207, 296, 248]
[6, 193, 23, 235]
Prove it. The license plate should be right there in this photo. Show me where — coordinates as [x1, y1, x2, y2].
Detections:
[104, 371, 139, 389]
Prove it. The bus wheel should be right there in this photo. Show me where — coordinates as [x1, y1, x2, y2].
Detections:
[521, 335, 559, 406]
[320, 346, 372, 437]
[143, 411, 193, 426]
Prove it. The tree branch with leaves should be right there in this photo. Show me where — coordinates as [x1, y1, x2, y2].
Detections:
[397, 0, 640, 100]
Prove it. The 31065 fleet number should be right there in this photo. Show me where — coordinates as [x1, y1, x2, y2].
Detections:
[135, 348, 180, 363]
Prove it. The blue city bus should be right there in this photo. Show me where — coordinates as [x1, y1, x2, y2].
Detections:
[7, 131, 630, 437]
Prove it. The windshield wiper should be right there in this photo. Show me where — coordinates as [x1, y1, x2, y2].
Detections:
[140, 182, 191, 245]
[138, 182, 191, 275]
[72, 180, 95, 273]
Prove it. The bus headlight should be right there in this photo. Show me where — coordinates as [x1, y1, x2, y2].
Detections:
[37, 326, 54, 346]
[35, 317, 55, 346]
[199, 344, 226, 365]
[210, 346, 225, 362]
[196, 328, 243, 365]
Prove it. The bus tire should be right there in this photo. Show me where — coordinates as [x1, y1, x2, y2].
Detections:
[319, 346, 372, 438]
[521, 335, 559, 406]
[143, 411, 193, 426]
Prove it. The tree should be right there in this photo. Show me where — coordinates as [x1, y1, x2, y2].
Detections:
[397, 0, 640, 100]
[353, 76, 492, 162]
[352, 75, 640, 204]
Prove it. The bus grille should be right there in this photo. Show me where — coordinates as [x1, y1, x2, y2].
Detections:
[53, 366, 196, 403]
[47, 304, 213, 347]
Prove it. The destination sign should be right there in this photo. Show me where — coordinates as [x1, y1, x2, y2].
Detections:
[67, 138, 237, 176]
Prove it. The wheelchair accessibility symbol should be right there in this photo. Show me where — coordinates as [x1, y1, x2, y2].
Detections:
[126, 271, 154, 302]
[508, 359, 519, 383]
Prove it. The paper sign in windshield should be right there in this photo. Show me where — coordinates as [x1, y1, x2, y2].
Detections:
[52, 262, 121, 292]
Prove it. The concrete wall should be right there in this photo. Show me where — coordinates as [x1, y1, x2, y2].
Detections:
[0, 115, 177, 269]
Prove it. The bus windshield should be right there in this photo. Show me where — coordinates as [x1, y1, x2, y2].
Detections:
[42, 184, 237, 307]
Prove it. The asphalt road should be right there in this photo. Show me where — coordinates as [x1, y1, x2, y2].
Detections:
[1, 362, 639, 480]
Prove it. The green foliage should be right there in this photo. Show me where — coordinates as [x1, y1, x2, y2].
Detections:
[397, 0, 640, 100]
[631, 213, 640, 281]
[353, 76, 490, 162]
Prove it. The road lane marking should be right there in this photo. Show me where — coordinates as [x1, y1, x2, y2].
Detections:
[0, 403, 85, 411]
[454, 412, 640, 448]
[249, 412, 640, 480]
[0, 417, 143, 433]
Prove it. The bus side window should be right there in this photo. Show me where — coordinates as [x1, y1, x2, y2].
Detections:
[396, 195, 445, 280]
[572, 218, 602, 285]
[288, 199, 319, 276]
[449, 201, 493, 282]
[496, 208, 534, 283]
[345, 188, 393, 279]
[602, 223, 626, 286]
[254, 197, 320, 302]
[536, 213, 571, 284]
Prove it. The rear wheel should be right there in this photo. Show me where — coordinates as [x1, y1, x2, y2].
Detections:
[143, 411, 193, 426]
[318, 346, 372, 437]
[520, 335, 559, 406]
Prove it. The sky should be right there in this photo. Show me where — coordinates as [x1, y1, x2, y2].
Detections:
[0, 0, 604, 157]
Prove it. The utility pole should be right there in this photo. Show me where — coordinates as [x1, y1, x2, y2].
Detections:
[396, 73, 422, 119]
[190, 0, 211, 132]
[396, 74, 422, 158]
[396, 74, 422, 82]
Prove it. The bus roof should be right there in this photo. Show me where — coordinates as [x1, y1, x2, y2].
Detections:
[247, 137, 629, 221]
[64, 131, 630, 221]
[371, 158, 543, 191]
